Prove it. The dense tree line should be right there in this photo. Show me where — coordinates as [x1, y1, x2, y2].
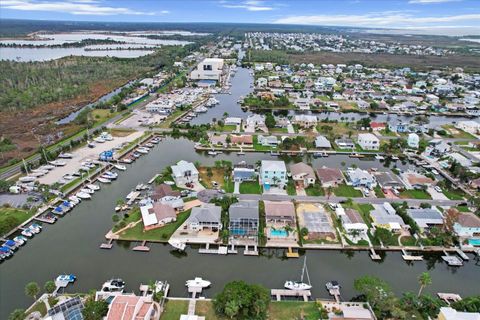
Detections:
[0, 38, 126, 48]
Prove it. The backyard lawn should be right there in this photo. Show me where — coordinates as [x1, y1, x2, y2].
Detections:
[286, 180, 297, 196]
[305, 184, 325, 196]
[399, 189, 432, 200]
[441, 188, 465, 200]
[333, 184, 363, 197]
[253, 135, 276, 151]
[239, 181, 262, 194]
[198, 166, 231, 190]
[374, 186, 386, 198]
[0, 207, 35, 236]
[161, 300, 189, 320]
[118, 209, 191, 241]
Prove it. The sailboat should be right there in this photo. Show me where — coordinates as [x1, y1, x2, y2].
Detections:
[284, 257, 312, 291]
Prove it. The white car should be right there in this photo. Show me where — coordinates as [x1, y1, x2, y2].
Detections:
[434, 186, 443, 193]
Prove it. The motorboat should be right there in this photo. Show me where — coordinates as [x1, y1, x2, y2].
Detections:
[31, 223, 42, 231]
[19, 176, 36, 183]
[88, 141, 96, 148]
[63, 174, 75, 181]
[4, 240, 18, 251]
[13, 236, 27, 246]
[76, 192, 91, 199]
[208, 151, 217, 156]
[144, 143, 154, 148]
[121, 158, 133, 164]
[40, 164, 55, 170]
[30, 171, 46, 177]
[0, 247, 13, 258]
[325, 281, 340, 291]
[86, 184, 100, 191]
[79, 166, 90, 172]
[56, 274, 76, 283]
[103, 171, 118, 179]
[284, 257, 312, 291]
[49, 160, 67, 166]
[21, 229, 33, 238]
[186, 277, 211, 288]
[168, 239, 186, 251]
[94, 137, 105, 143]
[101, 279, 125, 292]
[114, 164, 127, 171]
[58, 153, 73, 159]
[137, 148, 149, 154]
[69, 196, 81, 204]
[98, 177, 112, 184]
[80, 188, 95, 194]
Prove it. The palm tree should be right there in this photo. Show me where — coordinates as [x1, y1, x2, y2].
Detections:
[326, 186, 334, 200]
[417, 272, 432, 297]
[25, 282, 40, 301]
[44, 280, 56, 294]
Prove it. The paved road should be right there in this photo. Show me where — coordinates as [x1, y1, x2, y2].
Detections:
[236, 193, 465, 206]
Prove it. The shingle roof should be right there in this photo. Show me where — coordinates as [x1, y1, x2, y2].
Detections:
[229, 200, 259, 220]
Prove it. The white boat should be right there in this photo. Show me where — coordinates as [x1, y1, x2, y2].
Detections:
[208, 151, 218, 156]
[114, 164, 127, 171]
[63, 174, 75, 181]
[76, 192, 91, 199]
[88, 141, 96, 148]
[49, 160, 67, 166]
[19, 176, 36, 183]
[79, 166, 90, 172]
[40, 165, 55, 170]
[13, 236, 26, 246]
[121, 158, 133, 164]
[28, 226, 40, 234]
[56, 274, 76, 283]
[98, 177, 111, 184]
[104, 171, 118, 179]
[168, 239, 186, 251]
[284, 257, 312, 291]
[58, 153, 73, 159]
[186, 277, 211, 288]
[80, 188, 94, 194]
[21, 229, 33, 238]
[69, 196, 81, 204]
[137, 148, 149, 154]
[163, 181, 175, 186]
[86, 184, 100, 191]
[30, 171, 46, 177]
[94, 137, 105, 143]
[325, 281, 340, 291]
[101, 279, 125, 292]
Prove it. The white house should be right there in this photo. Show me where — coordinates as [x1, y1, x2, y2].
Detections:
[257, 135, 279, 146]
[260, 160, 287, 186]
[357, 133, 380, 151]
[171, 160, 199, 185]
[289, 162, 316, 187]
[407, 133, 420, 149]
[456, 120, 480, 135]
[190, 58, 224, 81]
[315, 135, 332, 149]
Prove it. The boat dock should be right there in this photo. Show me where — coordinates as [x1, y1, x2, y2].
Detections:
[438, 293, 462, 305]
[99, 238, 113, 249]
[132, 240, 150, 252]
[369, 248, 381, 260]
[244, 244, 259, 256]
[454, 248, 469, 261]
[401, 249, 423, 261]
[53, 279, 73, 295]
[442, 251, 463, 266]
[286, 247, 299, 258]
[327, 287, 341, 303]
[188, 286, 204, 299]
[148, 173, 160, 184]
[271, 289, 311, 302]
[199, 243, 228, 255]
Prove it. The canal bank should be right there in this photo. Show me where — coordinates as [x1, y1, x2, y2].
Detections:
[1, 137, 479, 319]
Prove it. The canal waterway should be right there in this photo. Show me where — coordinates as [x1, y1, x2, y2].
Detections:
[1, 137, 479, 318]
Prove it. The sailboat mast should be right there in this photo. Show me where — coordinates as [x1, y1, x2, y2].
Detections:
[300, 256, 306, 282]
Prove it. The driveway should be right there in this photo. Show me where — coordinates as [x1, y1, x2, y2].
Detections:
[233, 181, 240, 194]
[427, 187, 449, 200]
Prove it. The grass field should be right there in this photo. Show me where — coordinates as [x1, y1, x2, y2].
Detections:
[161, 300, 189, 320]
[239, 181, 262, 194]
[253, 135, 276, 151]
[305, 184, 325, 196]
[198, 167, 230, 190]
[374, 186, 386, 198]
[441, 125, 477, 139]
[441, 188, 465, 200]
[399, 189, 432, 200]
[0, 207, 35, 236]
[333, 184, 363, 197]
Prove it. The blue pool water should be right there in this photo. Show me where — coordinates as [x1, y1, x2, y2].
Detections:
[469, 239, 480, 246]
[270, 229, 288, 237]
[230, 229, 247, 236]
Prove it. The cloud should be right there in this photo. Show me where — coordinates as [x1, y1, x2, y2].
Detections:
[221, 0, 273, 11]
[0, 0, 166, 16]
[409, 0, 461, 3]
[273, 12, 480, 28]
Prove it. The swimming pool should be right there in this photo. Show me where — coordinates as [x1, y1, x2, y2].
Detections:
[230, 229, 247, 236]
[270, 229, 288, 237]
[469, 239, 480, 246]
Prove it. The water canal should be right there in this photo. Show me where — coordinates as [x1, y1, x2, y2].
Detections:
[1, 137, 479, 318]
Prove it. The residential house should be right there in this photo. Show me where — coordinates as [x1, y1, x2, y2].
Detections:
[230, 134, 253, 145]
[229, 200, 259, 240]
[185, 205, 222, 231]
[294, 97, 311, 110]
[244, 114, 266, 133]
[260, 160, 288, 186]
[293, 114, 317, 128]
[373, 171, 404, 190]
[152, 184, 180, 202]
[190, 58, 224, 81]
[171, 160, 199, 186]
[356, 99, 370, 110]
[257, 135, 279, 146]
[407, 207, 444, 232]
[346, 168, 377, 189]
[290, 162, 316, 187]
[370, 122, 386, 131]
[140, 203, 177, 231]
[315, 135, 332, 149]
[233, 163, 256, 182]
[208, 133, 228, 146]
[315, 167, 344, 187]
[224, 117, 242, 126]
[429, 139, 451, 155]
[401, 171, 435, 189]
[407, 133, 420, 149]
[264, 200, 296, 225]
[437, 307, 480, 320]
[449, 153, 473, 168]
[336, 207, 369, 237]
[370, 203, 405, 232]
[106, 295, 157, 320]
[454, 212, 480, 239]
[456, 120, 480, 134]
[256, 77, 267, 88]
[357, 133, 380, 151]
[335, 138, 355, 149]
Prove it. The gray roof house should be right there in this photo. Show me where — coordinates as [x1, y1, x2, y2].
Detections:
[374, 171, 404, 189]
[407, 207, 444, 231]
[315, 135, 332, 149]
[229, 200, 259, 239]
[171, 160, 199, 185]
[290, 162, 316, 187]
[186, 204, 222, 231]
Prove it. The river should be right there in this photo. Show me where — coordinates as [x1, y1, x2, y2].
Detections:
[1, 137, 479, 318]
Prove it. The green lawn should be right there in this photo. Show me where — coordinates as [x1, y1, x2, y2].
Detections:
[333, 184, 363, 197]
[239, 181, 262, 194]
[374, 186, 385, 198]
[305, 184, 325, 196]
[399, 189, 432, 200]
[286, 180, 296, 196]
[442, 124, 477, 139]
[441, 188, 465, 200]
[0, 208, 35, 236]
[161, 300, 189, 320]
[27, 301, 47, 317]
[270, 127, 289, 133]
[456, 205, 471, 212]
[344, 203, 374, 227]
[118, 209, 191, 241]
[252, 135, 276, 151]
[213, 124, 237, 132]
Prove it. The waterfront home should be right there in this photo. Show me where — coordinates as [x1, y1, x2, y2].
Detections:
[373, 171, 404, 190]
[388, 122, 408, 133]
[160, 197, 185, 211]
[140, 203, 177, 231]
[294, 97, 312, 110]
[407, 207, 444, 232]
[244, 114, 266, 133]
[230, 134, 253, 145]
[315, 135, 332, 149]
[257, 135, 279, 146]
[47, 297, 84, 320]
[293, 114, 317, 128]
[264, 200, 296, 226]
[297, 203, 336, 240]
[224, 117, 242, 126]
[437, 307, 480, 320]
[336, 207, 369, 238]
[456, 120, 480, 134]
[315, 167, 344, 187]
[208, 133, 228, 146]
[357, 133, 380, 151]
[428, 139, 451, 155]
[185, 204, 222, 232]
[334, 138, 355, 149]
[256, 77, 267, 87]
[106, 294, 158, 320]
[401, 171, 435, 189]
[449, 152, 473, 168]
[260, 160, 288, 187]
[407, 133, 420, 149]
[152, 184, 180, 201]
[370, 203, 405, 232]
[229, 200, 259, 240]
[190, 58, 224, 81]
[289, 162, 316, 187]
[346, 168, 377, 189]
[370, 122, 386, 131]
[171, 160, 199, 186]
[320, 301, 375, 320]
[233, 164, 256, 182]
[453, 211, 480, 239]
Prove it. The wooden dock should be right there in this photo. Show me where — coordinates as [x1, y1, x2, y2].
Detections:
[53, 279, 72, 295]
[328, 287, 341, 303]
[438, 293, 462, 305]
[199, 243, 228, 255]
[369, 248, 381, 260]
[99, 238, 113, 249]
[454, 248, 469, 261]
[188, 286, 203, 298]
[271, 289, 311, 302]
[401, 249, 423, 261]
[442, 251, 463, 266]
[148, 173, 160, 184]
[244, 244, 259, 256]
[133, 240, 150, 252]
[286, 247, 299, 258]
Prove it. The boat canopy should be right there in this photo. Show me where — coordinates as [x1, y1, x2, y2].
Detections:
[5, 240, 16, 246]
[54, 206, 63, 212]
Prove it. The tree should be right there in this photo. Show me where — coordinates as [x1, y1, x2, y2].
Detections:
[25, 282, 40, 301]
[44, 280, 56, 294]
[213, 281, 270, 320]
[418, 272, 432, 297]
[8, 309, 26, 320]
[82, 297, 109, 320]
[354, 276, 398, 318]
[451, 295, 480, 313]
[326, 186, 334, 200]
[265, 112, 276, 128]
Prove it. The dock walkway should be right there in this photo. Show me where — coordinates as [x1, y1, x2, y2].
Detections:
[271, 289, 311, 302]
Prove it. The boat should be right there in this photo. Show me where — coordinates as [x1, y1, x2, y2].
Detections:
[144, 143, 154, 148]
[163, 181, 175, 186]
[98, 177, 111, 184]
[19, 176, 36, 183]
[101, 279, 125, 292]
[114, 164, 127, 171]
[121, 158, 133, 164]
[4, 240, 18, 251]
[40, 164, 55, 170]
[30, 171, 46, 177]
[58, 153, 73, 159]
[349, 153, 365, 158]
[325, 281, 340, 291]
[49, 160, 67, 166]
[86, 184, 100, 191]
[80, 188, 95, 194]
[104, 171, 118, 179]
[137, 148, 149, 154]
[284, 257, 312, 291]
[186, 277, 211, 288]
[31, 223, 42, 231]
[76, 192, 91, 199]
[13, 236, 27, 246]
[94, 137, 105, 143]
[135, 184, 146, 191]
[168, 239, 186, 251]
[88, 141, 96, 148]
[208, 151, 218, 156]
[69, 196, 81, 204]
[237, 151, 245, 155]
[56, 274, 76, 283]
[0, 247, 13, 258]
[21, 229, 33, 238]
[132, 152, 141, 158]
[63, 174, 75, 181]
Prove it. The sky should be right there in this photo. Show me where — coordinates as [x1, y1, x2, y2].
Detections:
[1, 0, 480, 35]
